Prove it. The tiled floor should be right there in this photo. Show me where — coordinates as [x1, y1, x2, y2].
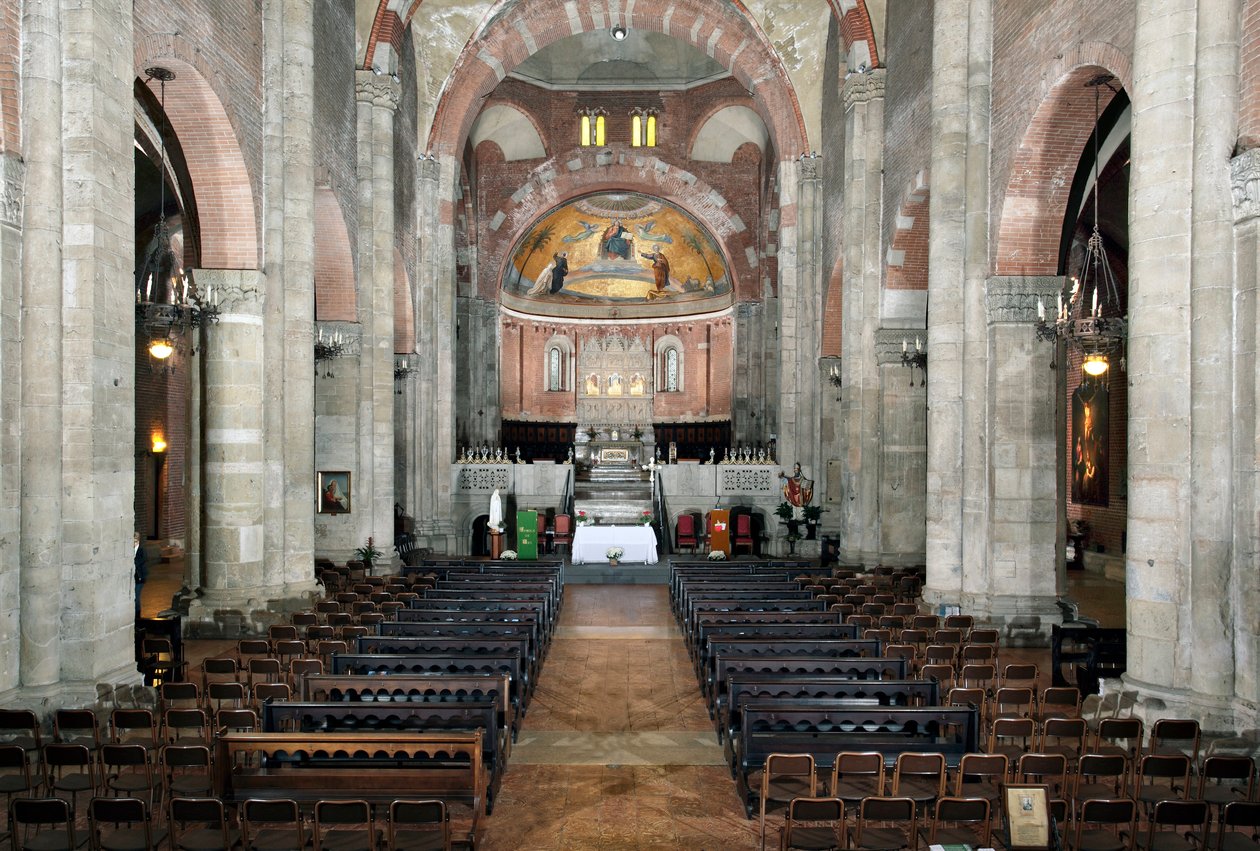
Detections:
[150, 562, 1126, 850]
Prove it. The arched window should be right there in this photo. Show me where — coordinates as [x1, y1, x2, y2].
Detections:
[579, 109, 606, 147]
[631, 109, 658, 148]
[544, 335, 573, 392]
[654, 334, 684, 392]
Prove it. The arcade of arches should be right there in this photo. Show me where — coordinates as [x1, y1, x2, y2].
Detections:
[0, 0, 1257, 736]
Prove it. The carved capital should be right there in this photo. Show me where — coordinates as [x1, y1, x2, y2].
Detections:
[843, 68, 886, 110]
[985, 275, 1065, 325]
[354, 71, 400, 111]
[0, 154, 24, 227]
[315, 320, 363, 357]
[1232, 148, 1260, 224]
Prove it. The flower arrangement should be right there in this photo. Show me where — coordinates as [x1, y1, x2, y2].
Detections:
[774, 502, 795, 521]
[707, 550, 727, 561]
[606, 546, 624, 561]
[803, 505, 823, 523]
[500, 550, 518, 560]
[639, 510, 653, 526]
[354, 537, 383, 563]
[576, 510, 593, 527]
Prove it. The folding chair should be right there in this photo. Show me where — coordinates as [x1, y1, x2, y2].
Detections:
[52, 711, 101, 755]
[241, 798, 306, 851]
[160, 745, 214, 800]
[1075, 798, 1138, 851]
[0, 744, 36, 825]
[1017, 752, 1069, 800]
[779, 797, 844, 851]
[921, 797, 990, 849]
[848, 796, 916, 851]
[1134, 799, 1209, 851]
[1213, 801, 1260, 851]
[1199, 756, 1256, 819]
[1151, 719, 1202, 766]
[1096, 716, 1145, 764]
[1135, 754, 1194, 815]
[42, 743, 98, 816]
[87, 796, 166, 851]
[892, 752, 947, 816]
[313, 800, 382, 851]
[955, 752, 1007, 810]
[1072, 754, 1130, 818]
[828, 751, 883, 807]
[1040, 716, 1089, 763]
[759, 754, 817, 851]
[386, 799, 450, 851]
[989, 717, 1037, 765]
[169, 797, 240, 851]
[100, 745, 158, 812]
[9, 797, 85, 851]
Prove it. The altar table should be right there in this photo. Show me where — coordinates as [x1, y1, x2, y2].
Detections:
[571, 525, 659, 564]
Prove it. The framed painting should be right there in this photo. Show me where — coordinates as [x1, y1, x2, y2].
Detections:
[317, 471, 351, 514]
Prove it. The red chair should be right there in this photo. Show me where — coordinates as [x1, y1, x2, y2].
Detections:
[733, 513, 755, 555]
[552, 514, 574, 556]
[536, 512, 550, 554]
[675, 514, 699, 552]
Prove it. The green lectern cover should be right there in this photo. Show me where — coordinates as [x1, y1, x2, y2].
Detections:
[516, 510, 538, 560]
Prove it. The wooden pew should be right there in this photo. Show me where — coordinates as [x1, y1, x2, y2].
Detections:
[411, 599, 555, 642]
[376, 621, 542, 670]
[393, 607, 544, 655]
[703, 638, 881, 704]
[734, 704, 980, 817]
[432, 580, 562, 617]
[421, 590, 555, 627]
[685, 600, 828, 645]
[331, 653, 528, 719]
[260, 701, 507, 811]
[719, 677, 941, 767]
[672, 580, 803, 620]
[213, 731, 484, 845]
[301, 673, 516, 742]
[690, 623, 860, 674]
[708, 656, 909, 721]
[354, 635, 533, 695]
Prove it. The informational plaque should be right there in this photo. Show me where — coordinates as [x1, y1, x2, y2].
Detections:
[1003, 785, 1051, 850]
[708, 509, 731, 556]
[516, 510, 538, 561]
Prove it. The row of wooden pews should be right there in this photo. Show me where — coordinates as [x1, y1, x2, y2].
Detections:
[671, 560, 982, 821]
[214, 558, 563, 848]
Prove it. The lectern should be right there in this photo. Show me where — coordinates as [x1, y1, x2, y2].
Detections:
[708, 509, 731, 556]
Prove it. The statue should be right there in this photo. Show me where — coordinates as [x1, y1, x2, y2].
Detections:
[780, 463, 815, 507]
[566, 446, 574, 465]
[514, 447, 523, 464]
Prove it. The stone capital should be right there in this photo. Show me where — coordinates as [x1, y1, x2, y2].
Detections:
[797, 154, 821, 182]
[354, 71, 400, 111]
[843, 68, 887, 110]
[985, 275, 1065, 325]
[1, 153, 24, 227]
[195, 268, 264, 314]
[875, 327, 925, 365]
[1231, 148, 1260, 224]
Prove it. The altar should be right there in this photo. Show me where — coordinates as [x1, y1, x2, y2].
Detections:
[571, 525, 659, 564]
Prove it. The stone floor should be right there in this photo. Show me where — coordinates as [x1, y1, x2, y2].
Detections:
[139, 562, 1126, 850]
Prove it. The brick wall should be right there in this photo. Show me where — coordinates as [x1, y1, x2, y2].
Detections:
[0, 1, 18, 153]
[314, 188, 356, 321]
[820, 15, 846, 354]
[1241, 0, 1260, 150]
[880, 0, 932, 292]
[133, 342, 189, 541]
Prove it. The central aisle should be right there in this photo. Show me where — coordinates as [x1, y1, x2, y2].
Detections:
[479, 584, 761, 850]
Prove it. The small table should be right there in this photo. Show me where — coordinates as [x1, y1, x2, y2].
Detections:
[571, 525, 658, 564]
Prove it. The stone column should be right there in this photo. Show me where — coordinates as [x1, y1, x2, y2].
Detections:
[776, 156, 822, 487]
[1231, 149, 1260, 718]
[969, 277, 1063, 644]
[17, 0, 61, 690]
[187, 272, 271, 631]
[839, 69, 886, 564]
[411, 156, 456, 550]
[923, 0, 971, 604]
[279, 0, 317, 586]
[59, 0, 137, 684]
[0, 152, 25, 694]
[355, 71, 400, 561]
[874, 330, 927, 564]
[1126, 0, 1240, 728]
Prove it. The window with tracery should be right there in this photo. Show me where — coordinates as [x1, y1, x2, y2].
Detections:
[579, 109, 607, 147]
[664, 348, 679, 391]
[631, 109, 658, 148]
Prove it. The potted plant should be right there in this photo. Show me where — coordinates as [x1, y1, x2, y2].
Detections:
[354, 536, 383, 570]
[775, 501, 800, 539]
[606, 546, 624, 566]
[639, 510, 653, 526]
[576, 510, 593, 527]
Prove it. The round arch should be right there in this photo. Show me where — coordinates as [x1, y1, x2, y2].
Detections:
[132, 46, 258, 270]
[425, 0, 808, 162]
[314, 188, 356, 322]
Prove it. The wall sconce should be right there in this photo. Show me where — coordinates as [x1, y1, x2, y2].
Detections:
[827, 364, 841, 388]
[610, 25, 628, 40]
[151, 433, 167, 454]
[901, 336, 927, 387]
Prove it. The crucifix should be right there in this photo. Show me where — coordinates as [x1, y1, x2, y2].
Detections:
[642, 456, 663, 484]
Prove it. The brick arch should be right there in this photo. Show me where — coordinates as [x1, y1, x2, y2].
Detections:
[133, 45, 259, 270]
[686, 100, 771, 162]
[833, 0, 880, 70]
[425, 0, 808, 162]
[314, 188, 356, 322]
[821, 258, 843, 357]
[0, 2, 16, 153]
[394, 248, 414, 353]
[885, 171, 930, 291]
[482, 156, 759, 301]
[993, 48, 1130, 275]
[1240, 0, 1260, 150]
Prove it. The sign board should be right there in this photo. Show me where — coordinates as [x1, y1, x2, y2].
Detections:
[516, 510, 538, 561]
[1003, 784, 1051, 851]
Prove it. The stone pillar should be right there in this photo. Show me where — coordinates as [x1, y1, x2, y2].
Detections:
[0, 152, 25, 694]
[1231, 148, 1260, 721]
[190, 272, 271, 622]
[923, 0, 971, 603]
[839, 69, 886, 564]
[278, 0, 317, 586]
[1126, 0, 1240, 729]
[355, 71, 400, 561]
[58, 0, 137, 684]
[777, 157, 822, 486]
[411, 156, 456, 550]
[17, 0, 62, 691]
[968, 277, 1063, 644]
[874, 330, 927, 565]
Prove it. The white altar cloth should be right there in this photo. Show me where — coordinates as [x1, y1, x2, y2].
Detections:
[571, 525, 659, 564]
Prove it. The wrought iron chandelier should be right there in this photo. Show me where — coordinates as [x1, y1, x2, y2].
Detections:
[1035, 74, 1127, 377]
[135, 67, 218, 365]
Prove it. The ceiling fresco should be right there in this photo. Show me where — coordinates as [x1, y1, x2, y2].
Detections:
[503, 192, 732, 316]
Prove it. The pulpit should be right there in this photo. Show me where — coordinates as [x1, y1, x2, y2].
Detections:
[708, 509, 731, 556]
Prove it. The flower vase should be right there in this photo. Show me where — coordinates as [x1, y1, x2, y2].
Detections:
[609, 558, 619, 567]
[806, 523, 817, 540]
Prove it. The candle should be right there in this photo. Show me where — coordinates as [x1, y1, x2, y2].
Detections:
[1057, 291, 1063, 317]
[319, 328, 324, 343]
[1091, 288, 1098, 317]
[145, 274, 152, 303]
[1037, 297, 1045, 321]
[915, 336, 921, 352]
[902, 338, 908, 353]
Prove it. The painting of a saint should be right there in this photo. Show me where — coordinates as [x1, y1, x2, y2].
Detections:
[1072, 381, 1108, 506]
[585, 374, 600, 396]
[602, 219, 632, 259]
